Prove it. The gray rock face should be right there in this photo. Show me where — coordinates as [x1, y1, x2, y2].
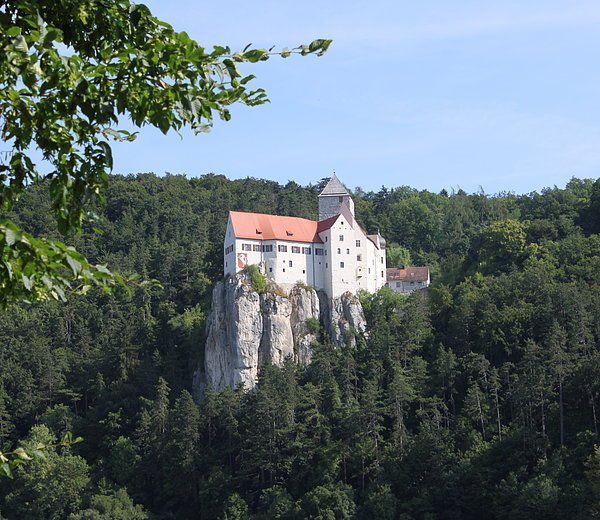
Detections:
[204, 274, 263, 392]
[260, 295, 294, 367]
[289, 285, 320, 365]
[325, 291, 368, 348]
[198, 273, 367, 395]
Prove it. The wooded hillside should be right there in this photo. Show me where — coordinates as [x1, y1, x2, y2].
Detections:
[0, 173, 599, 519]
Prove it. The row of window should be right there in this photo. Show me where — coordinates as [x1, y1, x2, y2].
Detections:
[278, 245, 314, 254]
[238, 243, 314, 254]
[238, 243, 274, 252]
[230, 242, 377, 261]
[236, 238, 363, 251]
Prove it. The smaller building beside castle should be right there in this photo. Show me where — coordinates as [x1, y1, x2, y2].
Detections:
[223, 176, 387, 299]
[385, 266, 430, 294]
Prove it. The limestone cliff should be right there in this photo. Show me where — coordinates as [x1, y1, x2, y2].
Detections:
[196, 272, 367, 396]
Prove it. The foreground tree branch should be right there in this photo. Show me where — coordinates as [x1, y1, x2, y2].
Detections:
[0, 0, 331, 304]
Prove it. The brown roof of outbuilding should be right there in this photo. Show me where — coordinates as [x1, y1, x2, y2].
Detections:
[387, 266, 430, 282]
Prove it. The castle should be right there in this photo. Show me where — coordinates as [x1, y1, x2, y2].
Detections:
[223, 175, 387, 298]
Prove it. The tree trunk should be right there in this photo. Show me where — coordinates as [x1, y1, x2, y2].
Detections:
[590, 389, 598, 434]
[475, 386, 486, 440]
[494, 385, 502, 440]
[559, 377, 564, 447]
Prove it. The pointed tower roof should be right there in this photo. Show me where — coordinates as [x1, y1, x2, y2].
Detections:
[319, 174, 350, 197]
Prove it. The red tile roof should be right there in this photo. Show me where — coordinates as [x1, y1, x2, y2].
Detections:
[316, 214, 340, 233]
[387, 267, 430, 282]
[229, 211, 337, 243]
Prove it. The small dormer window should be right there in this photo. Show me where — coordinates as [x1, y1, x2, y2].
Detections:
[286, 230, 293, 236]
[256, 229, 262, 235]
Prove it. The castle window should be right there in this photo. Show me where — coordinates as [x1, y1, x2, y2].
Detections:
[340, 262, 345, 268]
[381, 257, 384, 264]
[339, 234, 344, 241]
[325, 250, 327, 255]
[339, 196, 343, 202]
[396, 282, 401, 288]
[278, 245, 288, 252]
[337, 248, 341, 254]
[262, 245, 273, 252]
[292, 246, 301, 254]
[325, 263, 328, 268]
[303, 269, 305, 274]
[368, 268, 371, 274]
[315, 248, 324, 256]
[269, 267, 273, 272]
[356, 240, 361, 247]
[357, 254, 362, 261]
[253, 244, 260, 252]
[325, 236, 328, 242]
[346, 248, 350, 254]
[242, 243, 251, 251]
[289, 260, 293, 267]
[381, 271, 384, 277]
[283, 268, 286, 272]
[302, 247, 312, 254]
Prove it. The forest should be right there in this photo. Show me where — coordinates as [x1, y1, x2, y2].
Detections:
[0, 173, 599, 519]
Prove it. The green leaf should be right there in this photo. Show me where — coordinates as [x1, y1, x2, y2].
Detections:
[22, 275, 33, 291]
[6, 27, 21, 37]
[30, 449, 46, 460]
[98, 142, 113, 170]
[12, 448, 32, 461]
[0, 462, 12, 479]
[12, 35, 28, 53]
[5, 227, 21, 246]
[65, 254, 82, 275]
[243, 49, 269, 63]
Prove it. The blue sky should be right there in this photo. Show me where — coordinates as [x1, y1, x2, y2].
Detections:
[110, 0, 600, 194]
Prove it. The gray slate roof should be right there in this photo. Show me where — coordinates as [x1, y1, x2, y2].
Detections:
[319, 174, 350, 196]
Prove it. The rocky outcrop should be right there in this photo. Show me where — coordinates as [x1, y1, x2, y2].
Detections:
[325, 291, 368, 348]
[289, 285, 320, 365]
[259, 295, 294, 367]
[203, 273, 263, 392]
[197, 273, 367, 395]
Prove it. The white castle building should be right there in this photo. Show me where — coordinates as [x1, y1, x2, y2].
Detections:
[223, 175, 387, 298]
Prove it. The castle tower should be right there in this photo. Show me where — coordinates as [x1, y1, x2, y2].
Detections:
[318, 174, 355, 221]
